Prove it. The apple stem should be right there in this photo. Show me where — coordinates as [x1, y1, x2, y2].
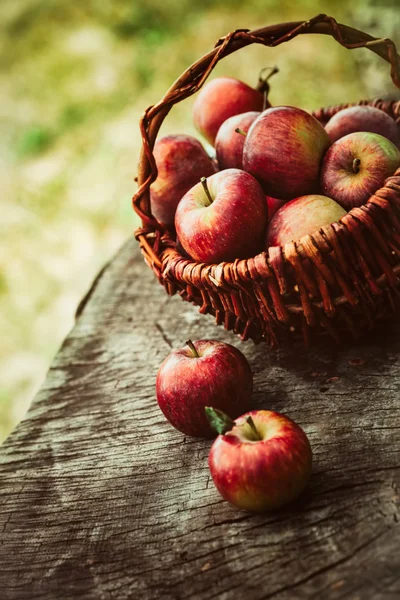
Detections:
[246, 416, 262, 441]
[262, 90, 268, 112]
[352, 158, 361, 174]
[200, 177, 213, 205]
[256, 66, 279, 111]
[257, 66, 279, 86]
[205, 407, 235, 435]
[186, 339, 199, 358]
[235, 127, 247, 137]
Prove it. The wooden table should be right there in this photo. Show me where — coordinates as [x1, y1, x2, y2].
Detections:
[1, 239, 399, 600]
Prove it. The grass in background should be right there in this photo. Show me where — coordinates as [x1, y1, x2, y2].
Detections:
[1, 0, 399, 442]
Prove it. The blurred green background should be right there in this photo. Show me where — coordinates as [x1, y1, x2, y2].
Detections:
[1, 0, 400, 443]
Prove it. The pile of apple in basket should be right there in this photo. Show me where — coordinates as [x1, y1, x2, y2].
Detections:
[152, 73, 400, 513]
[151, 72, 400, 263]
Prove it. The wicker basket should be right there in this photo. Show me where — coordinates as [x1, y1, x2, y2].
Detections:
[132, 14, 400, 346]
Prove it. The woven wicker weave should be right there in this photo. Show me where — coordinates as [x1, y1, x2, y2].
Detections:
[132, 14, 400, 346]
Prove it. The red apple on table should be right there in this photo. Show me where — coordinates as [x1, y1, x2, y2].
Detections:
[266, 195, 286, 220]
[215, 111, 260, 170]
[206, 408, 312, 511]
[243, 106, 331, 200]
[193, 77, 268, 146]
[266, 194, 346, 247]
[320, 131, 400, 210]
[156, 340, 253, 438]
[325, 105, 400, 149]
[175, 168, 268, 263]
[150, 134, 215, 227]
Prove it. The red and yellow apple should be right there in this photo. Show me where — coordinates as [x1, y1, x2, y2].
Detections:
[175, 168, 268, 263]
[266, 194, 346, 247]
[325, 105, 400, 148]
[215, 111, 260, 170]
[320, 131, 400, 210]
[207, 408, 312, 511]
[156, 340, 253, 438]
[193, 77, 266, 146]
[150, 134, 215, 227]
[243, 106, 331, 200]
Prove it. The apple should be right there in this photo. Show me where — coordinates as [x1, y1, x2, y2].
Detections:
[150, 134, 215, 226]
[320, 132, 400, 210]
[215, 111, 260, 170]
[156, 340, 253, 438]
[175, 168, 268, 263]
[206, 408, 312, 511]
[193, 77, 267, 146]
[243, 106, 331, 200]
[266, 195, 286, 220]
[325, 105, 400, 149]
[267, 194, 346, 247]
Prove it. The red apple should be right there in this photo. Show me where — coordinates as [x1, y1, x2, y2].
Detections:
[175, 168, 268, 263]
[267, 194, 346, 247]
[207, 408, 312, 511]
[325, 105, 400, 148]
[266, 195, 286, 220]
[320, 132, 400, 210]
[156, 340, 253, 438]
[215, 111, 260, 170]
[150, 134, 215, 226]
[193, 77, 266, 146]
[243, 106, 331, 200]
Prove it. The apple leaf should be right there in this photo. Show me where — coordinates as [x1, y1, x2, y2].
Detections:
[205, 407, 235, 435]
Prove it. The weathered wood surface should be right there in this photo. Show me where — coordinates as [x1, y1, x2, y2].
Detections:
[1, 239, 399, 600]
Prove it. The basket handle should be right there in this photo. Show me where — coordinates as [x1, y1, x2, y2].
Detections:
[132, 13, 400, 232]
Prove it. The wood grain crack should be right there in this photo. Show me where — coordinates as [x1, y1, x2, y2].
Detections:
[155, 322, 173, 349]
[261, 527, 392, 599]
